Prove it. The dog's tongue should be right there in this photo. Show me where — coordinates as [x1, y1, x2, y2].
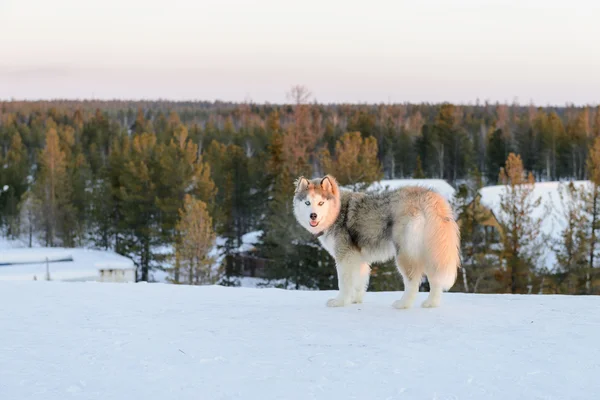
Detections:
[309, 220, 318, 227]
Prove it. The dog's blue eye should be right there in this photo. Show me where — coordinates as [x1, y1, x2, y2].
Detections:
[305, 201, 310, 206]
[318, 201, 324, 206]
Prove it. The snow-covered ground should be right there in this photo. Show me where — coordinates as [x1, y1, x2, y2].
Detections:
[1, 282, 598, 400]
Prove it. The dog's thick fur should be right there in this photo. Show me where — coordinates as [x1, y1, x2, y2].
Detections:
[293, 175, 460, 309]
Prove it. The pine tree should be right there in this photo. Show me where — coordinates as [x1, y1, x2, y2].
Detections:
[497, 153, 544, 294]
[593, 106, 600, 138]
[89, 175, 114, 250]
[169, 195, 217, 285]
[101, 135, 132, 254]
[486, 128, 511, 183]
[320, 131, 383, 191]
[155, 125, 216, 240]
[266, 109, 281, 133]
[586, 137, 600, 293]
[0, 132, 29, 236]
[118, 133, 161, 281]
[204, 140, 252, 235]
[31, 128, 72, 247]
[64, 151, 92, 247]
[283, 86, 317, 178]
[204, 139, 255, 283]
[452, 169, 501, 293]
[551, 182, 590, 293]
[55, 125, 92, 247]
[433, 103, 473, 182]
[393, 127, 415, 178]
[563, 111, 589, 179]
[412, 155, 425, 178]
[415, 124, 438, 178]
[534, 110, 564, 180]
[347, 110, 376, 138]
[260, 132, 297, 287]
[133, 108, 152, 135]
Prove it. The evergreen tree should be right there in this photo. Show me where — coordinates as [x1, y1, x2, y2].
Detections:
[452, 169, 501, 293]
[393, 127, 415, 178]
[132, 108, 152, 135]
[586, 137, 600, 293]
[564, 111, 589, 179]
[415, 124, 438, 178]
[155, 125, 216, 240]
[203, 140, 255, 283]
[593, 106, 600, 138]
[31, 128, 73, 247]
[516, 122, 538, 177]
[320, 131, 383, 191]
[433, 103, 473, 182]
[169, 195, 217, 285]
[551, 182, 590, 293]
[101, 135, 132, 254]
[82, 109, 120, 174]
[0, 132, 29, 236]
[117, 133, 161, 281]
[486, 128, 511, 183]
[260, 132, 297, 287]
[412, 155, 425, 178]
[535, 110, 564, 180]
[497, 153, 544, 294]
[89, 175, 114, 250]
[65, 151, 92, 247]
[347, 110, 376, 138]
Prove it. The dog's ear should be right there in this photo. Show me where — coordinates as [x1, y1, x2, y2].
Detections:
[295, 176, 309, 193]
[321, 175, 338, 196]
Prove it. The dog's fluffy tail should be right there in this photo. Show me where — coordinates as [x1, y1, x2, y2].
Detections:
[425, 192, 461, 291]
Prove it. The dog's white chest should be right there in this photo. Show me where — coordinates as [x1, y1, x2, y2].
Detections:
[318, 234, 336, 257]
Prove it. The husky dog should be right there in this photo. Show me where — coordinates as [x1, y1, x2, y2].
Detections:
[293, 175, 460, 309]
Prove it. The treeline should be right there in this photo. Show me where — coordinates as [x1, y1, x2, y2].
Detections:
[1, 89, 599, 293]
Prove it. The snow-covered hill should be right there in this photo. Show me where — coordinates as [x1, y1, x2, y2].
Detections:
[1, 283, 598, 400]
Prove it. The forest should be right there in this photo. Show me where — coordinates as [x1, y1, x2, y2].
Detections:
[1, 87, 599, 295]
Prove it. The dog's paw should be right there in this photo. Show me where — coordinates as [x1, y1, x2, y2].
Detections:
[326, 297, 349, 307]
[351, 289, 365, 304]
[421, 298, 440, 308]
[392, 299, 413, 309]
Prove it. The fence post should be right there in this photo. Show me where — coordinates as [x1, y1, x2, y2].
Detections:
[45, 257, 50, 281]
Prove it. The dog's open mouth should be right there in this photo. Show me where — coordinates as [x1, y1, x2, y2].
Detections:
[309, 220, 319, 227]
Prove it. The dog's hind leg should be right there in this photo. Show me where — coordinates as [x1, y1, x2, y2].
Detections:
[351, 263, 370, 304]
[392, 255, 423, 309]
[392, 276, 420, 309]
[422, 282, 443, 308]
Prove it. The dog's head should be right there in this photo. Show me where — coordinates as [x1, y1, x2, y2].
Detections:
[293, 175, 341, 235]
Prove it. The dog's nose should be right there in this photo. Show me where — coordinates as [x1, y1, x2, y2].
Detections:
[310, 213, 317, 220]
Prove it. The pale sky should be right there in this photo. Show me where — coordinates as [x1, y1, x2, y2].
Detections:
[1, 0, 599, 105]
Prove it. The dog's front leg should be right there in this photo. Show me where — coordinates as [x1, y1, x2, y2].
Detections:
[326, 258, 359, 307]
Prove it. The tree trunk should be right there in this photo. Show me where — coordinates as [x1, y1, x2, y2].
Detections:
[141, 237, 150, 282]
[511, 259, 518, 294]
[589, 187, 598, 293]
[461, 266, 469, 292]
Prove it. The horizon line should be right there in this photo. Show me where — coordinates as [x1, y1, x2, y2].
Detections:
[1, 97, 598, 109]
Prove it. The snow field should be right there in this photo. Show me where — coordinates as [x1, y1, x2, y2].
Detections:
[1, 282, 599, 400]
